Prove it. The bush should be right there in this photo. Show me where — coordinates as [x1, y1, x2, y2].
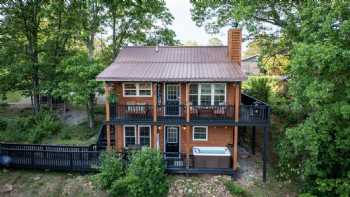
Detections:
[224, 181, 246, 197]
[243, 76, 271, 102]
[0, 110, 61, 143]
[93, 151, 125, 191]
[93, 149, 168, 197]
[125, 148, 168, 197]
[0, 118, 7, 131]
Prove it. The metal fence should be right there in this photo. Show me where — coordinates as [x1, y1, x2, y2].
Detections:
[0, 143, 101, 172]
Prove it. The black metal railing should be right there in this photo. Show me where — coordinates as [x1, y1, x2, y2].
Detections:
[0, 143, 100, 171]
[163, 153, 192, 169]
[189, 105, 235, 121]
[157, 104, 186, 120]
[110, 104, 153, 122]
[240, 104, 269, 123]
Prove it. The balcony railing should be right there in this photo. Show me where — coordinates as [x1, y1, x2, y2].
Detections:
[189, 105, 235, 121]
[109, 104, 269, 123]
[157, 104, 186, 121]
[240, 104, 269, 123]
[109, 104, 153, 122]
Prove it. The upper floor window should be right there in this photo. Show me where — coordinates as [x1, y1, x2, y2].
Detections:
[123, 83, 152, 97]
[189, 83, 226, 105]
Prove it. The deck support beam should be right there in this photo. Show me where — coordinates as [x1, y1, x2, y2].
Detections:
[104, 83, 111, 151]
[233, 82, 240, 170]
[263, 126, 269, 182]
[252, 126, 256, 155]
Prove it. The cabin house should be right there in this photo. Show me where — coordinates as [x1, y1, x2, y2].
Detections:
[96, 29, 270, 180]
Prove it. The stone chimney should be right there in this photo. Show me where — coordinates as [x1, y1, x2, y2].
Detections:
[227, 28, 242, 66]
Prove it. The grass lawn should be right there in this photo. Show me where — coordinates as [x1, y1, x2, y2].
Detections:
[0, 169, 296, 197]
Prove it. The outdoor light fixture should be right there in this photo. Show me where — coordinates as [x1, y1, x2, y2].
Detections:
[182, 126, 186, 130]
[157, 126, 162, 130]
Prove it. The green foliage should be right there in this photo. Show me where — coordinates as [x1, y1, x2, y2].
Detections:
[125, 148, 168, 197]
[93, 148, 168, 197]
[0, 110, 61, 143]
[243, 76, 271, 102]
[0, 118, 7, 131]
[93, 151, 125, 193]
[224, 181, 246, 197]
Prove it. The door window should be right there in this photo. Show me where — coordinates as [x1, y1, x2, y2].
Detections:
[166, 85, 179, 100]
[124, 126, 136, 147]
[167, 127, 178, 143]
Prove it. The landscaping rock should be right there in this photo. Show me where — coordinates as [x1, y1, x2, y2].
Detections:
[1, 184, 13, 193]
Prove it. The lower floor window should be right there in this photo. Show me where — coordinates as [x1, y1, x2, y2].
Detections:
[193, 126, 208, 141]
[124, 125, 151, 147]
[139, 126, 151, 147]
[124, 126, 136, 147]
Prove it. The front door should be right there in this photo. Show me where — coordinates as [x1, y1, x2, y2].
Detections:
[165, 84, 180, 116]
[165, 126, 180, 157]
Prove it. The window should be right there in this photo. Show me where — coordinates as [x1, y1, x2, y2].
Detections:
[124, 126, 136, 147]
[192, 126, 208, 141]
[167, 127, 178, 143]
[189, 83, 226, 105]
[124, 125, 151, 147]
[139, 126, 151, 147]
[123, 83, 152, 97]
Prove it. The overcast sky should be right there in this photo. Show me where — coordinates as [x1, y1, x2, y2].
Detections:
[165, 0, 230, 46]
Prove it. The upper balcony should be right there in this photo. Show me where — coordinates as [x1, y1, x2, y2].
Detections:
[108, 94, 269, 126]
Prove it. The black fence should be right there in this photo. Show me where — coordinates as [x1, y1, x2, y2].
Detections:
[0, 143, 101, 172]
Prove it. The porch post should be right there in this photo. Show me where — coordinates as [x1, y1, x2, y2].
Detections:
[185, 83, 190, 122]
[252, 126, 256, 155]
[153, 125, 157, 148]
[263, 126, 269, 182]
[185, 83, 191, 169]
[233, 82, 240, 170]
[104, 83, 111, 151]
[152, 83, 157, 122]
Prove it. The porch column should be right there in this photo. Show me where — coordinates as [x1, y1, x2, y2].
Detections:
[185, 83, 191, 168]
[152, 83, 157, 122]
[104, 83, 111, 151]
[153, 125, 158, 148]
[252, 126, 256, 155]
[263, 126, 269, 182]
[233, 82, 240, 170]
[185, 83, 190, 122]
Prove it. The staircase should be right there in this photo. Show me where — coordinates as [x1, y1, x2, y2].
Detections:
[96, 124, 116, 151]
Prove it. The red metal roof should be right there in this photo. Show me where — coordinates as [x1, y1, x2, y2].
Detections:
[96, 46, 246, 82]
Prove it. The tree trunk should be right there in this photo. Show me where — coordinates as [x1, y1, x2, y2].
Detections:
[87, 93, 95, 129]
[112, 12, 117, 58]
[87, 32, 95, 62]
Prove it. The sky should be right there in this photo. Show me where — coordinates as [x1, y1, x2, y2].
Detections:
[165, 0, 229, 46]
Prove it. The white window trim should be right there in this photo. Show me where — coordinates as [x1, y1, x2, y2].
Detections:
[189, 83, 226, 105]
[192, 126, 208, 141]
[138, 125, 152, 147]
[123, 125, 137, 147]
[163, 125, 181, 156]
[122, 83, 152, 97]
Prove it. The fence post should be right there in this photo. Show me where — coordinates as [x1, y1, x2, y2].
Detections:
[70, 152, 73, 170]
[31, 151, 35, 167]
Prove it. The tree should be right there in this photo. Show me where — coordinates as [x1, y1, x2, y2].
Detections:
[104, 0, 176, 59]
[191, 0, 350, 195]
[55, 53, 104, 129]
[0, 0, 48, 113]
[207, 37, 222, 46]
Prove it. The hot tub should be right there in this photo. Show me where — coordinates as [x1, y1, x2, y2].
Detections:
[192, 147, 231, 168]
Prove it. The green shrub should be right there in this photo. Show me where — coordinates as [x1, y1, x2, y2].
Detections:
[93, 149, 169, 197]
[243, 76, 271, 102]
[27, 111, 61, 143]
[93, 151, 125, 195]
[0, 118, 7, 131]
[125, 148, 168, 197]
[224, 181, 246, 197]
